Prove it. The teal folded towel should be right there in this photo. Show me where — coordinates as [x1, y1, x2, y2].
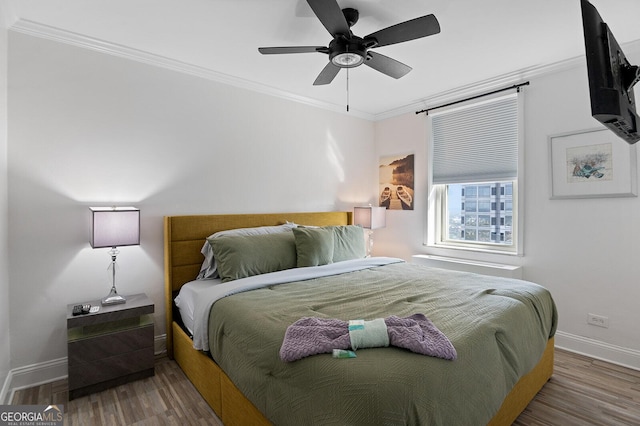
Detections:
[348, 318, 389, 350]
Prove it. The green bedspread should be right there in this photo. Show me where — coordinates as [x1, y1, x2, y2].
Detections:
[208, 262, 557, 426]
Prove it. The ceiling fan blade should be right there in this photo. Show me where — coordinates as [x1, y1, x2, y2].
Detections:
[364, 51, 412, 79]
[306, 0, 351, 37]
[365, 14, 440, 48]
[313, 62, 341, 85]
[259, 46, 327, 54]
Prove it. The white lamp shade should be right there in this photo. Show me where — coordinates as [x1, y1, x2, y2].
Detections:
[353, 206, 386, 230]
[90, 207, 140, 248]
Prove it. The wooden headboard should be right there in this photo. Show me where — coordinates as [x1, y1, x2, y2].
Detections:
[163, 211, 352, 354]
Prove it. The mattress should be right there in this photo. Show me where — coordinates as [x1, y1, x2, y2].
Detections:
[183, 259, 557, 425]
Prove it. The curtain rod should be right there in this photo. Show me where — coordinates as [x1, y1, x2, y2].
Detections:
[415, 81, 530, 115]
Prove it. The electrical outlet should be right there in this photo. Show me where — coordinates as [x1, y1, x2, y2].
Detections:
[587, 313, 609, 328]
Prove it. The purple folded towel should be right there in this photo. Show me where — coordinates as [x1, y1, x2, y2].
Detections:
[280, 313, 457, 362]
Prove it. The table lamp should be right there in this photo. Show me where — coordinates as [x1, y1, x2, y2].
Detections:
[353, 205, 386, 257]
[90, 207, 140, 305]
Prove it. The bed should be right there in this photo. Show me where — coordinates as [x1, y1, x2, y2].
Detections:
[164, 211, 557, 425]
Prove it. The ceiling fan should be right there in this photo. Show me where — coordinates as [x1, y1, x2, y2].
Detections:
[258, 0, 441, 85]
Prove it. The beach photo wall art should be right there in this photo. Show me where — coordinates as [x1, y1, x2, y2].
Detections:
[379, 153, 415, 210]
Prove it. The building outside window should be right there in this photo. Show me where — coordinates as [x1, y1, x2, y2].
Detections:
[447, 182, 513, 244]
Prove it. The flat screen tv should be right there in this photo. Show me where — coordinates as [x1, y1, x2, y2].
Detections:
[581, 0, 640, 144]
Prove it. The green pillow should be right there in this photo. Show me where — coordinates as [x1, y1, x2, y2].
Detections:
[293, 227, 335, 267]
[208, 232, 297, 282]
[331, 225, 366, 262]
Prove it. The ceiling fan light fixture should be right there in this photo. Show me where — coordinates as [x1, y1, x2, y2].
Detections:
[257, 1, 441, 85]
[331, 52, 364, 68]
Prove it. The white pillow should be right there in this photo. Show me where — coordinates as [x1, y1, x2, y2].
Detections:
[196, 222, 297, 279]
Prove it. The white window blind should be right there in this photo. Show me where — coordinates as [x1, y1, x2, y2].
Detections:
[431, 93, 519, 184]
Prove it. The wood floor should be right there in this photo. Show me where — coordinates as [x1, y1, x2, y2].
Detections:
[514, 349, 640, 426]
[11, 356, 222, 426]
[10, 349, 640, 425]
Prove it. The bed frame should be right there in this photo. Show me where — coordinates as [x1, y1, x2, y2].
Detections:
[164, 212, 554, 425]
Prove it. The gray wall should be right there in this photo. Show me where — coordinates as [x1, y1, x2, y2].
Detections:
[0, 10, 11, 402]
[6, 31, 375, 370]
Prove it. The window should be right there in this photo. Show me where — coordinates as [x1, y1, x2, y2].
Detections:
[427, 91, 522, 254]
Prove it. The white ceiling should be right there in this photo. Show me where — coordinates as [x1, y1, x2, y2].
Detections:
[4, 0, 640, 118]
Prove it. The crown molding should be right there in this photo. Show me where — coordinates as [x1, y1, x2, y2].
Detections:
[375, 38, 640, 122]
[374, 58, 583, 121]
[9, 19, 640, 123]
[9, 19, 374, 121]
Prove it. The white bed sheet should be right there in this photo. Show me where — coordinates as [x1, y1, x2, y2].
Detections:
[174, 278, 221, 335]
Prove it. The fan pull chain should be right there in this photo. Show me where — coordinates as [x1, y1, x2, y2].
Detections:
[346, 68, 350, 112]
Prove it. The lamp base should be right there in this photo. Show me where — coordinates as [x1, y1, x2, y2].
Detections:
[366, 229, 374, 258]
[101, 288, 126, 306]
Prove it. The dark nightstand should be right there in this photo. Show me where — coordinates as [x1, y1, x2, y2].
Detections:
[66, 293, 155, 400]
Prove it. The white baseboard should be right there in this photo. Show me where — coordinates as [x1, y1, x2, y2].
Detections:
[1, 334, 167, 404]
[4, 357, 67, 404]
[0, 370, 11, 405]
[555, 330, 640, 371]
[154, 334, 167, 356]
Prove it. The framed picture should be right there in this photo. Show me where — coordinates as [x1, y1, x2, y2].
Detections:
[379, 153, 414, 210]
[549, 128, 637, 199]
